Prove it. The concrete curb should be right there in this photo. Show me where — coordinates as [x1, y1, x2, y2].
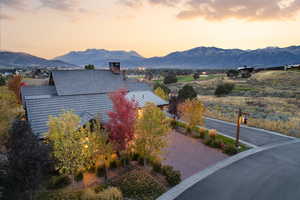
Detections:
[156, 140, 300, 200]
[205, 117, 295, 139]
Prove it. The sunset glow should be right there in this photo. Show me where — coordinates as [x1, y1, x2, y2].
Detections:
[1, 0, 300, 59]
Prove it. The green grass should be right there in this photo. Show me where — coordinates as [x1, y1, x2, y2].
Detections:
[233, 85, 256, 92]
[177, 75, 194, 82]
[153, 74, 221, 84]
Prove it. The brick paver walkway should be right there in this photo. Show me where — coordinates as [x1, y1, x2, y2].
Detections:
[162, 131, 228, 179]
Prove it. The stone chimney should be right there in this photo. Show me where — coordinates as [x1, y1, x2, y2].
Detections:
[122, 70, 127, 80]
[109, 62, 121, 74]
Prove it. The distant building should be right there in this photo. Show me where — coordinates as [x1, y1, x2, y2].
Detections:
[285, 64, 300, 70]
[0, 69, 17, 76]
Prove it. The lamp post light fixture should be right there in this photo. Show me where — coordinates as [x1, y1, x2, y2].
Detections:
[236, 108, 249, 147]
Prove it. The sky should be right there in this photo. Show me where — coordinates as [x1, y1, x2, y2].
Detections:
[1, 0, 300, 59]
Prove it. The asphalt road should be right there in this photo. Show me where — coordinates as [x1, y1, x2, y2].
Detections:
[205, 118, 293, 146]
[175, 141, 300, 200]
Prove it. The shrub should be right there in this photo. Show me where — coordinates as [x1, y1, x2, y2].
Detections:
[120, 156, 130, 166]
[161, 165, 174, 176]
[193, 73, 200, 80]
[112, 169, 166, 200]
[85, 64, 95, 70]
[94, 184, 109, 193]
[161, 165, 181, 186]
[154, 87, 169, 100]
[82, 187, 122, 200]
[97, 187, 123, 200]
[0, 75, 6, 86]
[199, 128, 207, 139]
[110, 160, 117, 169]
[47, 175, 71, 189]
[214, 83, 235, 96]
[165, 170, 181, 186]
[131, 153, 140, 161]
[75, 172, 83, 182]
[138, 156, 145, 165]
[210, 139, 222, 148]
[35, 191, 82, 200]
[208, 129, 217, 140]
[178, 85, 197, 101]
[88, 166, 96, 173]
[163, 74, 177, 84]
[226, 70, 239, 78]
[186, 127, 192, 134]
[223, 144, 239, 155]
[170, 120, 178, 129]
[96, 166, 106, 178]
[153, 83, 171, 94]
[152, 161, 162, 173]
[203, 135, 213, 146]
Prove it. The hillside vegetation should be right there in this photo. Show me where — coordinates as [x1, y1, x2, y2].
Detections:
[164, 70, 300, 137]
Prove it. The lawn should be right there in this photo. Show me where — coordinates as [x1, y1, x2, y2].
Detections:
[154, 74, 222, 84]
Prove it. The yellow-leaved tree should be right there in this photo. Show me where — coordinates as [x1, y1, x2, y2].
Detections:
[0, 87, 18, 149]
[91, 118, 114, 183]
[47, 111, 103, 185]
[134, 102, 170, 166]
[178, 99, 205, 133]
[154, 87, 169, 101]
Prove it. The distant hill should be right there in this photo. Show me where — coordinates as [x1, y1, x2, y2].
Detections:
[0, 51, 78, 68]
[54, 49, 144, 67]
[141, 46, 300, 68]
[3, 46, 300, 69]
[55, 46, 300, 69]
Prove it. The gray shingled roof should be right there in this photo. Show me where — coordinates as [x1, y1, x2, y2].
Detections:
[126, 91, 168, 107]
[25, 90, 167, 137]
[21, 85, 57, 103]
[25, 94, 113, 137]
[51, 70, 150, 96]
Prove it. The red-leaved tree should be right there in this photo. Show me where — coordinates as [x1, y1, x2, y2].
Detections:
[106, 89, 138, 152]
[8, 75, 27, 104]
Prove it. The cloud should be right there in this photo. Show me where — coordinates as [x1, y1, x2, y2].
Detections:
[39, 0, 77, 11]
[120, 0, 181, 7]
[176, 0, 300, 21]
[0, 13, 15, 20]
[0, 0, 26, 9]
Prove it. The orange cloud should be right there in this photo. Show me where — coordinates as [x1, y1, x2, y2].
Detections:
[0, 13, 15, 20]
[177, 0, 300, 21]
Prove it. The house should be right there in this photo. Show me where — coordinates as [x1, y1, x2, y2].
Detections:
[0, 69, 18, 77]
[21, 66, 168, 138]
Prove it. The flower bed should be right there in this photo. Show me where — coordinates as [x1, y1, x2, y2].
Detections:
[171, 120, 249, 155]
[111, 169, 167, 200]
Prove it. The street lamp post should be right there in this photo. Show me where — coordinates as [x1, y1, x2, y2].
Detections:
[236, 109, 242, 147]
[236, 108, 249, 147]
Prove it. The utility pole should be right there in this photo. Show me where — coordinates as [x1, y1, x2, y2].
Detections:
[236, 108, 242, 147]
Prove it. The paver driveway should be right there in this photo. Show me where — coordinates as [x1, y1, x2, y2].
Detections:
[162, 131, 228, 179]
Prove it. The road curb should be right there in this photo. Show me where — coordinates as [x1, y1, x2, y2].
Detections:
[156, 139, 300, 200]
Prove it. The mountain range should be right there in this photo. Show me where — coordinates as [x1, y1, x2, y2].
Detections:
[0, 51, 77, 68]
[55, 46, 300, 68]
[2, 45, 300, 69]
